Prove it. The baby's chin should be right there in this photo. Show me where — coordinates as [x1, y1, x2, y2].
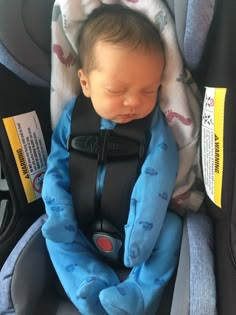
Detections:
[112, 114, 138, 124]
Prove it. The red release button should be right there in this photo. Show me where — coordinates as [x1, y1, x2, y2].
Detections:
[96, 237, 113, 252]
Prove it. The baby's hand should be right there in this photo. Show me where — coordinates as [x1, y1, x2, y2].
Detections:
[124, 232, 153, 267]
[123, 199, 160, 267]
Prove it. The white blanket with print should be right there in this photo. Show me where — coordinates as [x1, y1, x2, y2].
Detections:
[50, 0, 203, 213]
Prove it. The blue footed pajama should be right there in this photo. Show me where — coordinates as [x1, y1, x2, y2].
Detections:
[42, 97, 183, 315]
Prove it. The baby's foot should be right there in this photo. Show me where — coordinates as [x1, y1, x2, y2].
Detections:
[99, 281, 144, 315]
[76, 276, 108, 315]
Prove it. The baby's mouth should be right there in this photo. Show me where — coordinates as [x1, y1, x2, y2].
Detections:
[118, 114, 136, 119]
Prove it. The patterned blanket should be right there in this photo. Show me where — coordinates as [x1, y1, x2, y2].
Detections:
[50, 0, 204, 213]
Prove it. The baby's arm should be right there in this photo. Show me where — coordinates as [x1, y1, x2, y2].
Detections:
[42, 98, 78, 243]
[124, 108, 179, 267]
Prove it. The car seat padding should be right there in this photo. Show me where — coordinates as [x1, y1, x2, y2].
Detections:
[0, 0, 54, 83]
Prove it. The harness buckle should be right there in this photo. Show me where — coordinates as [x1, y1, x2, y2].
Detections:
[88, 218, 125, 264]
[67, 130, 146, 163]
[92, 233, 123, 261]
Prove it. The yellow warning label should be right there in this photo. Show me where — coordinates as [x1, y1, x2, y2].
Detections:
[202, 87, 226, 208]
[3, 111, 48, 203]
[214, 88, 226, 207]
[3, 116, 35, 202]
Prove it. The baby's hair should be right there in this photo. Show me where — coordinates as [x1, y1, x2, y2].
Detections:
[77, 4, 164, 73]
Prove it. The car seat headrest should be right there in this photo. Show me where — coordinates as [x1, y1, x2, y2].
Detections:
[22, 0, 53, 54]
[0, 0, 54, 82]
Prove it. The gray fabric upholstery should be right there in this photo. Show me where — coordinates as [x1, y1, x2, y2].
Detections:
[188, 212, 217, 315]
[171, 212, 217, 315]
[170, 218, 190, 315]
[0, 214, 174, 315]
[1, 212, 216, 315]
[0, 0, 54, 84]
[183, 0, 216, 69]
[0, 215, 54, 315]
[35, 288, 81, 315]
[165, 0, 215, 70]
[166, 0, 188, 55]
[0, 41, 49, 87]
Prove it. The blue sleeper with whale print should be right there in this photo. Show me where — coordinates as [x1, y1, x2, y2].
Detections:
[42, 97, 182, 315]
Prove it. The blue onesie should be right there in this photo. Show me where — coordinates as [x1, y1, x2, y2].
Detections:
[42, 96, 183, 315]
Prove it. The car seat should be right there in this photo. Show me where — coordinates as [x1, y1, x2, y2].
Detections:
[0, 0, 226, 314]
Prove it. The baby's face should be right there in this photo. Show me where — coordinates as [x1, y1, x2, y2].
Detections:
[78, 41, 164, 124]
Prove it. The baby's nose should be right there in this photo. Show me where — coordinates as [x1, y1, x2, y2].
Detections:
[123, 94, 141, 108]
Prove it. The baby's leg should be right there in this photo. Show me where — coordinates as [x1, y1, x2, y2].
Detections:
[46, 229, 119, 315]
[99, 212, 182, 315]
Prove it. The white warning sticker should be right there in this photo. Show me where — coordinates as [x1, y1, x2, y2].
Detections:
[202, 87, 226, 208]
[3, 111, 48, 203]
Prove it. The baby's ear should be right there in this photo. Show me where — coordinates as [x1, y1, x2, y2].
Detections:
[78, 69, 90, 97]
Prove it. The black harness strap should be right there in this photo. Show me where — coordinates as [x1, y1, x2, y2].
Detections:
[68, 94, 152, 261]
[68, 94, 100, 229]
[100, 118, 150, 231]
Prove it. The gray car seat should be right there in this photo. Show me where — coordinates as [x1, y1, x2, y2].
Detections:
[0, 0, 217, 314]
